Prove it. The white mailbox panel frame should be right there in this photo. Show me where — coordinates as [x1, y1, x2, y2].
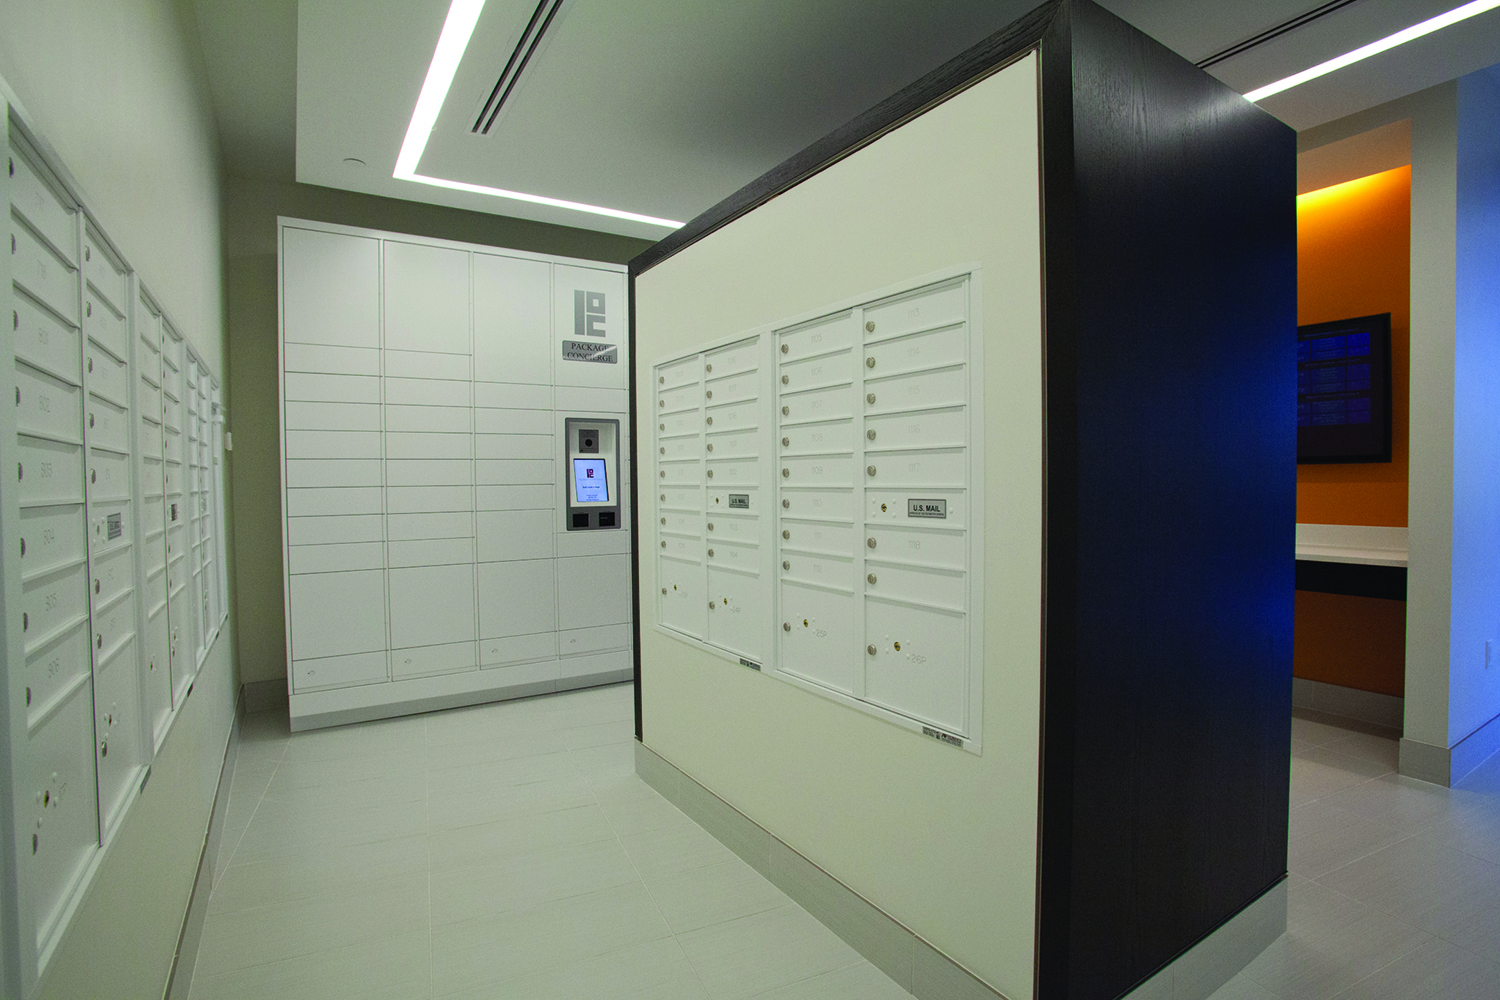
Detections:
[650, 264, 985, 751]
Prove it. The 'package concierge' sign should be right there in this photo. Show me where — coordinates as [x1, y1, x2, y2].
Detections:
[564, 289, 617, 363]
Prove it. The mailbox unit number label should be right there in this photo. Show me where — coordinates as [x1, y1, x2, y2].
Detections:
[907, 499, 947, 519]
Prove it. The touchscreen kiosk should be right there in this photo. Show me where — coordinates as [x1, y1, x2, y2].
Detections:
[564, 417, 621, 530]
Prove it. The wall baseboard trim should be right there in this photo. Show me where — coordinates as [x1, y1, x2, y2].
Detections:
[1401, 709, 1500, 787]
[1292, 677, 1403, 731]
[635, 741, 1284, 1000]
[164, 689, 244, 999]
[241, 678, 288, 713]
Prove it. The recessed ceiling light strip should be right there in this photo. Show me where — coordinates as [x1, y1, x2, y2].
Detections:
[394, 0, 683, 229]
[1245, 0, 1500, 102]
[1196, 0, 1365, 70]
[473, 0, 569, 134]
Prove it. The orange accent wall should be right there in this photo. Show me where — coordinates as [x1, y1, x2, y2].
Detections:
[1295, 167, 1411, 696]
[1296, 167, 1411, 526]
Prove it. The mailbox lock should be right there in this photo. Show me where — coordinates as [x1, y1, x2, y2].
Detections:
[782, 530, 790, 540]
[96, 634, 103, 649]
[706, 470, 714, 478]
[868, 574, 878, 584]
[705, 364, 712, 373]
[707, 549, 714, 557]
[705, 390, 713, 399]
[94, 580, 100, 594]
[661, 494, 666, 501]
[706, 416, 713, 426]
[781, 343, 789, 354]
[782, 469, 790, 478]
[867, 430, 876, 440]
[86, 302, 92, 318]
[867, 393, 876, 405]
[660, 541, 666, 549]
[781, 375, 789, 385]
[659, 400, 664, 408]
[660, 471, 666, 478]
[89, 413, 95, 427]
[783, 622, 791, 631]
[782, 437, 789, 447]
[867, 465, 876, 477]
[19, 538, 24, 557]
[894, 641, 902, 652]
[783, 560, 790, 570]
[707, 523, 714, 531]
[867, 537, 877, 548]
[659, 376, 664, 384]
[660, 424, 665, 431]
[782, 498, 790, 508]
[99, 740, 108, 758]
[867, 644, 878, 656]
[781, 406, 789, 416]
[706, 443, 714, 452]
[659, 447, 665, 455]
[660, 518, 666, 525]
[709, 601, 716, 609]
[865, 320, 876, 333]
[881, 503, 888, 512]
[866, 357, 876, 369]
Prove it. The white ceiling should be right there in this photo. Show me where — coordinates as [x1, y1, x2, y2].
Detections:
[190, 0, 1500, 239]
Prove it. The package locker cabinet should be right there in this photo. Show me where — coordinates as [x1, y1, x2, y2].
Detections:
[278, 220, 634, 730]
[0, 106, 230, 997]
[630, 3, 1295, 998]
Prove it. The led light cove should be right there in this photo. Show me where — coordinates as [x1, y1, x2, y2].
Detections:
[1245, 0, 1500, 102]
[394, 0, 684, 229]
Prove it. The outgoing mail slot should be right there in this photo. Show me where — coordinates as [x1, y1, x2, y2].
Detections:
[867, 490, 968, 528]
[91, 590, 136, 661]
[87, 397, 129, 455]
[15, 361, 82, 442]
[83, 233, 127, 312]
[86, 344, 130, 409]
[657, 355, 702, 390]
[864, 279, 967, 342]
[283, 372, 381, 404]
[393, 641, 474, 680]
[658, 459, 701, 487]
[659, 485, 702, 510]
[17, 435, 83, 506]
[658, 383, 700, 414]
[865, 323, 967, 378]
[9, 149, 77, 261]
[14, 290, 81, 381]
[782, 518, 856, 556]
[22, 561, 88, 649]
[704, 369, 758, 405]
[707, 565, 763, 659]
[704, 338, 759, 378]
[90, 540, 134, 606]
[708, 486, 758, 513]
[706, 538, 759, 572]
[662, 510, 702, 536]
[865, 561, 965, 612]
[19, 503, 85, 584]
[781, 551, 854, 590]
[284, 430, 380, 460]
[24, 621, 89, 724]
[864, 597, 967, 732]
[476, 459, 553, 486]
[292, 650, 388, 693]
[864, 406, 966, 452]
[779, 312, 855, 363]
[780, 454, 853, 488]
[10, 221, 79, 324]
[704, 427, 757, 460]
[780, 383, 855, 425]
[84, 291, 128, 360]
[864, 366, 966, 415]
[778, 488, 853, 521]
[387, 458, 473, 487]
[474, 434, 551, 460]
[660, 435, 701, 462]
[703, 399, 757, 433]
[780, 582, 855, 694]
[91, 500, 132, 550]
[660, 409, 702, 437]
[780, 418, 853, 456]
[659, 555, 706, 639]
[866, 524, 966, 570]
[706, 512, 757, 544]
[88, 445, 130, 500]
[138, 457, 164, 498]
[661, 532, 699, 561]
[285, 458, 381, 489]
[705, 457, 758, 487]
[864, 447, 965, 489]
[780, 350, 854, 394]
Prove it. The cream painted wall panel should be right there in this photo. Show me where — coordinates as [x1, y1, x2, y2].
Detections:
[634, 56, 1042, 997]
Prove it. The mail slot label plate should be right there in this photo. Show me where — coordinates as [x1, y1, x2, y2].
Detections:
[908, 499, 947, 519]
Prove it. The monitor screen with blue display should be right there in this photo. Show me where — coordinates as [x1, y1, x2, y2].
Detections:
[572, 458, 609, 502]
[1297, 313, 1391, 463]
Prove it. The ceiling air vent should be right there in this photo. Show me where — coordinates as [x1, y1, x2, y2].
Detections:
[472, 0, 570, 134]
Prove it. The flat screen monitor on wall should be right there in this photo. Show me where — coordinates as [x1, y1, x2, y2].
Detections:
[1297, 313, 1392, 463]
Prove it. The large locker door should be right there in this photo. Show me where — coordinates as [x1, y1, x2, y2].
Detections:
[474, 253, 550, 386]
[281, 226, 379, 349]
[383, 240, 469, 355]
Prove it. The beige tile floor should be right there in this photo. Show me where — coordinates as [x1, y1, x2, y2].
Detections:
[188, 689, 1500, 999]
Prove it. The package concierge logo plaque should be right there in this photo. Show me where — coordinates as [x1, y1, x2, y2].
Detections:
[564, 290, 617, 363]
